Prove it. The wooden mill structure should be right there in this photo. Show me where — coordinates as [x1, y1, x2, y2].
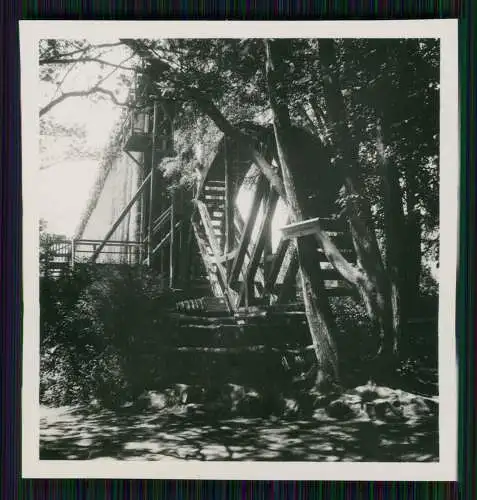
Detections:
[43, 83, 375, 395]
[51, 79, 357, 318]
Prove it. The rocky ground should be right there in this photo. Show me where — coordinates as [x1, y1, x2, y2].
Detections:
[40, 384, 438, 462]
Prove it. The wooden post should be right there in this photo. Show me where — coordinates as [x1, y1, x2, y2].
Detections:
[169, 191, 175, 289]
[228, 175, 268, 288]
[139, 185, 145, 265]
[70, 238, 75, 270]
[238, 186, 279, 307]
[224, 138, 235, 277]
[147, 101, 158, 267]
[90, 171, 152, 263]
[195, 200, 236, 310]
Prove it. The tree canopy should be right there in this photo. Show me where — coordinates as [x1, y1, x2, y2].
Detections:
[39, 37, 439, 388]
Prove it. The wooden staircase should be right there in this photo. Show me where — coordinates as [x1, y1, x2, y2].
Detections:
[190, 171, 360, 315]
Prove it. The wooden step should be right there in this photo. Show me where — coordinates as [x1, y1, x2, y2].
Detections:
[318, 268, 342, 280]
[204, 185, 226, 192]
[205, 201, 225, 210]
[317, 248, 356, 263]
[204, 194, 225, 200]
[206, 180, 226, 185]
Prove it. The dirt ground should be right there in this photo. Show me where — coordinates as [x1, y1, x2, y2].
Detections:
[40, 391, 438, 462]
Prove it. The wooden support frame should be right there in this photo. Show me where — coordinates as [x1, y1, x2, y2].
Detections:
[70, 239, 76, 269]
[277, 251, 300, 304]
[237, 186, 280, 307]
[90, 170, 152, 262]
[195, 200, 235, 311]
[125, 151, 143, 169]
[146, 101, 159, 266]
[169, 195, 176, 288]
[228, 174, 268, 288]
[224, 137, 235, 276]
[264, 237, 291, 293]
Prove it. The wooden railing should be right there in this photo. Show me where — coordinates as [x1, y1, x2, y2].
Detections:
[89, 170, 152, 263]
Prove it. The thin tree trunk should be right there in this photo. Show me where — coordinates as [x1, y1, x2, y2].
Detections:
[403, 166, 422, 319]
[376, 119, 406, 354]
[318, 39, 398, 377]
[265, 39, 339, 391]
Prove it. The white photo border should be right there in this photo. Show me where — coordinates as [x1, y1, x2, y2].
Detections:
[21, 19, 459, 480]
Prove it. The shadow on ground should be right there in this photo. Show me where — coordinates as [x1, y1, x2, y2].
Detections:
[40, 402, 438, 462]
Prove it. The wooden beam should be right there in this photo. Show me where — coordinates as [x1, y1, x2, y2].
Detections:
[169, 196, 175, 288]
[224, 137, 235, 275]
[191, 221, 220, 295]
[152, 206, 171, 234]
[70, 239, 76, 269]
[146, 101, 159, 266]
[78, 239, 143, 246]
[195, 200, 235, 311]
[228, 175, 268, 287]
[281, 216, 347, 236]
[277, 251, 300, 303]
[264, 237, 291, 293]
[237, 186, 280, 307]
[90, 170, 152, 262]
[151, 231, 171, 256]
[280, 216, 324, 240]
[125, 150, 143, 169]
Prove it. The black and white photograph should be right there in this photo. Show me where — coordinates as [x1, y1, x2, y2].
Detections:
[21, 21, 458, 480]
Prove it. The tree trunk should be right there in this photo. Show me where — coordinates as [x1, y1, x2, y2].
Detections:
[376, 119, 406, 354]
[318, 39, 398, 379]
[265, 39, 340, 391]
[403, 165, 422, 320]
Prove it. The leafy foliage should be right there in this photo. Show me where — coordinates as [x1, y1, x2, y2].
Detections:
[40, 265, 175, 408]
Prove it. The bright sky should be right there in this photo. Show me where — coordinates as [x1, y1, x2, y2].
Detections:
[39, 42, 132, 237]
[38, 40, 289, 244]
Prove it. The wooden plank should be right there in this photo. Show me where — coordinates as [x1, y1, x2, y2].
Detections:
[146, 101, 159, 266]
[191, 221, 221, 296]
[207, 179, 225, 186]
[224, 137, 235, 277]
[264, 237, 291, 292]
[277, 252, 300, 303]
[169, 197, 175, 288]
[237, 186, 280, 307]
[280, 217, 323, 240]
[152, 206, 171, 231]
[195, 200, 236, 310]
[90, 169, 152, 262]
[319, 268, 343, 280]
[280, 217, 348, 239]
[151, 231, 171, 256]
[228, 175, 268, 287]
[76, 239, 143, 246]
[204, 194, 225, 200]
[204, 184, 226, 192]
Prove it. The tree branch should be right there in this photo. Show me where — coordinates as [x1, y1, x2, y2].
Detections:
[40, 42, 124, 64]
[40, 87, 131, 117]
[187, 88, 287, 200]
[40, 57, 136, 71]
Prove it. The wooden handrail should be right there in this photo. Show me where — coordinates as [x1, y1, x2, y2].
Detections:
[76, 239, 143, 246]
[152, 207, 172, 234]
[90, 170, 152, 262]
[280, 217, 345, 240]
